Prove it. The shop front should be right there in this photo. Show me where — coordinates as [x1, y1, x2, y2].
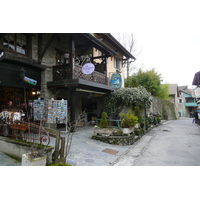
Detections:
[0, 60, 42, 136]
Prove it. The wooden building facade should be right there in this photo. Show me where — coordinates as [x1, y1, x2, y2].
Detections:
[0, 33, 135, 125]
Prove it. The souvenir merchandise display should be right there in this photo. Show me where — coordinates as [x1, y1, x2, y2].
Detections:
[47, 99, 67, 124]
[0, 111, 22, 124]
[33, 99, 45, 120]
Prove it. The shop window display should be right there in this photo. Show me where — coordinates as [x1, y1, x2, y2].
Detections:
[0, 87, 37, 122]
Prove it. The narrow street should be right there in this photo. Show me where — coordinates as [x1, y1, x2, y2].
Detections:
[114, 117, 200, 166]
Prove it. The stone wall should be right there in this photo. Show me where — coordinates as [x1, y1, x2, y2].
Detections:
[0, 136, 53, 164]
[148, 97, 177, 120]
[92, 134, 135, 145]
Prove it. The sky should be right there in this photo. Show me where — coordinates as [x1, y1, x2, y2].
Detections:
[115, 1, 199, 89]
[110, 0, 200, 88]
[3, 0, 200, 88]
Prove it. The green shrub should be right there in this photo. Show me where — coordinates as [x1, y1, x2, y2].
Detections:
[120, 110, 138, 128]
[99, 112, 109, 128]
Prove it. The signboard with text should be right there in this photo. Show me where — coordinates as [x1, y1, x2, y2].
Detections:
[82, 63, 95, 74]
[110, 73, 122, 88]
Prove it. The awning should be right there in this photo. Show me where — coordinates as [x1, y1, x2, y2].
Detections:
[47, 78, 116, 93]
[192, 71, 200, 86]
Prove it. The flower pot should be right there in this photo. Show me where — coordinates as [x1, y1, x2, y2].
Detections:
[134, 123, 140, 129]
[21, 153, 47, 166]
[122, 127, 134, 136]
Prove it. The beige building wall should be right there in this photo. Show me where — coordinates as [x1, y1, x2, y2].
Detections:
[92, 33, 125, 88]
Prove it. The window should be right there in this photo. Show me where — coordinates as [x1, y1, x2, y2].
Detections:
[114, 57, 122, 72]
[179, 99, 182, 103]
[186, 98, 194, 103]
[3, 33, 27, 55]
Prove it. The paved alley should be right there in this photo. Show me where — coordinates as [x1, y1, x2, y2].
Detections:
[114, 117, 200, 166]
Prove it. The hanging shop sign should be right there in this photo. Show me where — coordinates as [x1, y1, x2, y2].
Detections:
[20, 68, 37, 86]
[47, 99, 67, 124]
[22, 76, 37, 86]
[110, 73, 122, 88]
[0, 49, 5, 61]
[82, 63, 95, 74]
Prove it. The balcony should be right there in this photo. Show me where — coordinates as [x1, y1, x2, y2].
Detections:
[52, 64, 108, 85]
[185, 102, 198, 107]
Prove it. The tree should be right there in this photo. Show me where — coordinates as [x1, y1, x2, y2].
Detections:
[125, 68, 168, 98]
[156, 84, 170, 100]
[114, 33, 141, 78]
[103, 86, 152, 116]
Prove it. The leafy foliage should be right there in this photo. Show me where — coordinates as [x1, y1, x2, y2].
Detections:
[99, 112, 109, 128]
[156, 84, 170, 100]
[133, 106, 143, 123]
[125, 68, 169, 99]
[103, 86, 152, 116]
[120, 110, 138, 128]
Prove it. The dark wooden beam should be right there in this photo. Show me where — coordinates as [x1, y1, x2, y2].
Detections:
[40, 34, 57, 61]
[69, 35, 75, 79]
[38, 33, 42, 63]
[69, 89, 76, 127]
[2, 49, 46, 71]
[26, 34, 32, 58]
[38, 33, 57, 63]
[92, 55, 107, 59]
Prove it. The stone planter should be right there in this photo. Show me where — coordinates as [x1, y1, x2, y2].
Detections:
[122, 127, 134, 136]
[21, 153, 47, 166]
[94, 128, 113, 136]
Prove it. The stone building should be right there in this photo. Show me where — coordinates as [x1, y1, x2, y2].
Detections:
[0, 33, 135, 127]
[168, 84, 179, 119]
[178, 86, 197, 117]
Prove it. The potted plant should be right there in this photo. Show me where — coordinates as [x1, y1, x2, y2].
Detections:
[145, 119, 150, 129]
[120, 110, 138, 135]
[99, 112, 109, 128]
[21, 146, 47, 166]
[94, 112, 113, 136]
[21, 151, 47, 166]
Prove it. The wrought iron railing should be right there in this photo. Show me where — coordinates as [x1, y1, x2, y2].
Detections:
[0, 120, 50, 146]
[53, 64, 108, 85]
